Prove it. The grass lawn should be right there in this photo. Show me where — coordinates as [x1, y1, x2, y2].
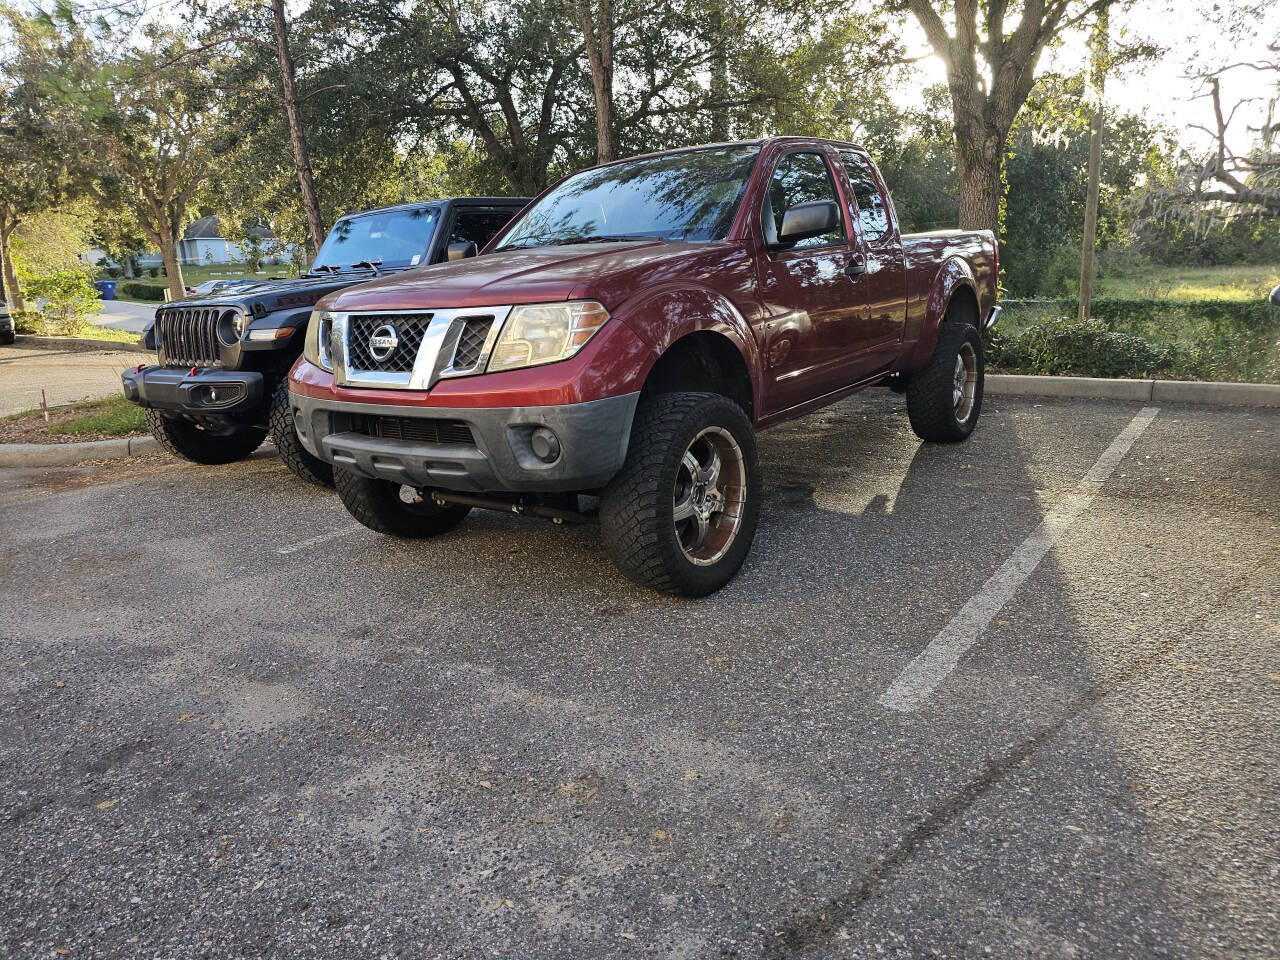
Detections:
[0, 395, 146, 444]
[72, 323, 143, 344]
[1093, 263, 1279, 302]
[117, 263, 293, 302]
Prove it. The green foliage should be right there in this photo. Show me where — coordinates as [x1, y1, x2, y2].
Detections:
[1134, 215, 1280, 267]
[48, 394, 146, 437]
[120, 280, 166, 301]
[992, 298, 1280, 382]
[24, 269, 99, 335]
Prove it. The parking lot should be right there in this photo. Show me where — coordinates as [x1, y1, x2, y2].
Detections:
[1, 392, 1276, 958]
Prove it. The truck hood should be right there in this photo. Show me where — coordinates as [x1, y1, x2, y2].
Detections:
[164, 271, 389, 316]
[319, 241, 739, 313]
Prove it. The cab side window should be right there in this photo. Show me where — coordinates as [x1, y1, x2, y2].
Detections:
[446, 210, 517, 254]
[762, 152, 844, 250]
[840, 152, 890, 246]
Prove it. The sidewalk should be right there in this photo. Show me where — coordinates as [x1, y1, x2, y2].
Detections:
[0, 344, 150, 416]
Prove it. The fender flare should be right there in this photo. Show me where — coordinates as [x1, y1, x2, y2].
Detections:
[614, 281, 764, 415]
[901, 257, 980, 373]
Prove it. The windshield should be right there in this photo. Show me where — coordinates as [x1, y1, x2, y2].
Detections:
[496, 145, 760, 249]
[311, 206, 439, 272]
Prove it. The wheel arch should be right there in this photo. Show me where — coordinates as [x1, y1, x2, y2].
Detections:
[900, 258, 981, 373]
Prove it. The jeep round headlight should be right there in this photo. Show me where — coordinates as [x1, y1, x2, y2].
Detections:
[486, 301, 609, 373]
[303, 309, 334, 372]
[216, 309, 245, 347]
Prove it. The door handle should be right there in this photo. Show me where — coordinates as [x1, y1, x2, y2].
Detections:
[844, 258, 866, 279]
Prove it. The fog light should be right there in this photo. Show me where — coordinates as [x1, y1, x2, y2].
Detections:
[530, 426, 561, 463]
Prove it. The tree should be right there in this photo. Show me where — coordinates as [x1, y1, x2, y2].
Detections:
[269, 0, 325, 256]
[1078, 8, 1107, 320]
[576, 0, 616, 163]
[901, 0, 1120, 233]
[92, 29, 223, 300]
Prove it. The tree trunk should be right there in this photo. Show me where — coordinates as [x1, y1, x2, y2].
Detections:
[0, 220, 24, 312]
[955, 127, 1005, 233]
[271, 0, 325, 258]
[577, 1, 615, 164]
[1078, 10, 1108, 322]
[159, 233, 186, 301]
[708, 0, 729, 141]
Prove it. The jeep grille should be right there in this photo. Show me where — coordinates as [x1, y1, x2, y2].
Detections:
[157, 307, 228, 367]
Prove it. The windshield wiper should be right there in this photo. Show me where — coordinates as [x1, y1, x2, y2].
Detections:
[501, 235, 658, 250]
[351, 259, 383, 274]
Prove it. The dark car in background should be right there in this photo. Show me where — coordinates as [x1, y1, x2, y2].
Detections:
[0, 305, 13, 345]
[122, 196, 528, 484]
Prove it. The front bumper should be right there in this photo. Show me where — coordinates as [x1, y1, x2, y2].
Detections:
[290, 390, 640, 493]
[122, 365, 265, 417]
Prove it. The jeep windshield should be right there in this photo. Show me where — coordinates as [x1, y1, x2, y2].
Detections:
[310, 205, 440, 273]
[496, 145, 760, 249]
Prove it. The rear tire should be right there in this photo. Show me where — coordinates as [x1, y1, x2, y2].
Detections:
[905, 323, 983, 443]
[600, 392, 761, 597]
[145, 408, 267, 464]
[334, 468, 470, 538]
[269, 381, 333, 487]
[0, 329, 14, 346]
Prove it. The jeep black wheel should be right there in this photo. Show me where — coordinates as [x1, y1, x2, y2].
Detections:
[145, 408, 268, 465]
[334, 468, 470, 538]
[269, 381, 333, 487]
[905, 322, 984, 442]
[600, 392, 761, 597]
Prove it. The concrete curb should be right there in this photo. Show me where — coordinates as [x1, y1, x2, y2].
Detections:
[988, 374, 1280, 407]
[13, 334, 145, 353]
[0, 435, 159, 467]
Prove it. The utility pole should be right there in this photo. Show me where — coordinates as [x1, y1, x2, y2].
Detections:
[1078, 9, 1108, 322]
[270, 0, 325, 259]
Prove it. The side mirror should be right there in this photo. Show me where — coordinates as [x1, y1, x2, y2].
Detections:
[776, 201, 838, 247]
[1270, 283, 1280, 306]
[447, 241, 478, 262]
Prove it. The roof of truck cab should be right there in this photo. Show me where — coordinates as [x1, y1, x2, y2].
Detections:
[333, 197, 531, 221]
[590, 137, 868, 170]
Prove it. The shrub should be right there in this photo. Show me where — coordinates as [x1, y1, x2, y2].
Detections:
[24, 270, 100, 336]
[120, 281, 166, 301]
[12, 310, 43, 334]
[987, 316, 1181, 379]
[147, 267, 159, 278]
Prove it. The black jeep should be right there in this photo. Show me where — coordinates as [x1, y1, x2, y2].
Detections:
[122, 197, 527, 484]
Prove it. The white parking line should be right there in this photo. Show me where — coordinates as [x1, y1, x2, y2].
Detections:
[277, 523, 366, 555]
[879, 406, 1160, 713]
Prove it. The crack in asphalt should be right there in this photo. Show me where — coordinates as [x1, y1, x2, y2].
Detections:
[762, 550, 1277, 959]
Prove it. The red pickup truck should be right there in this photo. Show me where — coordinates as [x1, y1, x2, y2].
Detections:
[289, 137, 999, 595]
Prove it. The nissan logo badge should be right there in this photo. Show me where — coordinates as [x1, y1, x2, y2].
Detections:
[368, 323, 399, 362]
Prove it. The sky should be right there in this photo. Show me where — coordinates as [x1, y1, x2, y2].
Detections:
[900, 0, 1279, 158]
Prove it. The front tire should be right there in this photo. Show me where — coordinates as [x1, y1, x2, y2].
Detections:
[905, 323, 984, 442]
[269, 381, 333, 487]
[334, 468, 470, 538]
[145, 409, 267, 464]
[600, 392, 761, 597]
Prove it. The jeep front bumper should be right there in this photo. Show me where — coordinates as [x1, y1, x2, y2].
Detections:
[289, 391, 640, 493]
[122, 365, 265, 417]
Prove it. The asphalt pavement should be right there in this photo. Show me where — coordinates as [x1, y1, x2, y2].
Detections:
[92, 298, 155, 334]
[1, 393, 1276, 959]
[0, 344, 152, 416]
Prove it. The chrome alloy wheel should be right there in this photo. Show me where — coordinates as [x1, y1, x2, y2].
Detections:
[953, 342, 978, 423]
[673, 426, 747, 566]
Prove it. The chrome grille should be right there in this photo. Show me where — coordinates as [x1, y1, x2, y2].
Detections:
[452, 316, 493, 371]
[346, 313, 431, 372]
[156, 307, 226, 367]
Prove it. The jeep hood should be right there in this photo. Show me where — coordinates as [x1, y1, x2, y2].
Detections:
[319, 241, 738, 313]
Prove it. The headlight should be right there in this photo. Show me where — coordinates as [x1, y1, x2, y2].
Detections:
[487, 301, 609, 373]
[303, 309, 334, 372]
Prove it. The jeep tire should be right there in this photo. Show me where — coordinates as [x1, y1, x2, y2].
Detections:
[600, 392, 761, 597]
[905, 322, 984, 442]
[145, 408, 268, 464]
[269, 381, 333, 487]
[334, 468, 471, 538]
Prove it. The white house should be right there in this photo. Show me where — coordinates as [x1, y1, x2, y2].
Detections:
[176, 216, 292, 266]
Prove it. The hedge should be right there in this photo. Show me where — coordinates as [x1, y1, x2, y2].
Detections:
[119, 281, 166, 301]
[989, 298, 1280, 383]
